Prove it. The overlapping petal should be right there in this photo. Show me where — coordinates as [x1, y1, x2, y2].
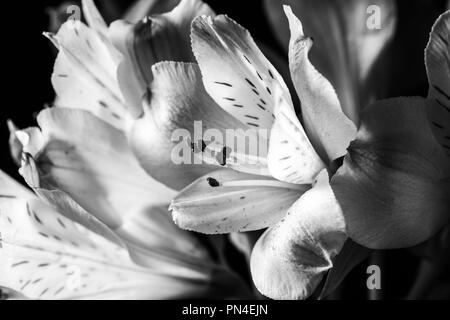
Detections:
[0, 191, 210, 299]
[332, 97, 450, 249]
[1, 170, 252, 299]
[130, 61, 269, 190]
[13, 112, 216, 275]
[82, 0, 109, 37]
[284, 6, 357, 163]
[191, 14, 294, 131]
[171, 169, 308, 234]
[0, 170, 35, 200]
[191, 13, 325, 184]
[109, 0, 214, 114]
[250, 170, 347, 299]
[267, 108, 325, 184]
[114, 205, 214, 275]
[18, 108, 175, 229]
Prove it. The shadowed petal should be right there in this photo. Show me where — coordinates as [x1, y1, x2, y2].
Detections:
[171, 169, 308, 234]
[264, 0, 397, 122]
[109, 0, 214, 114]
[115, 205, 215, 274]
[115, 204, 254, 299]
[425, 10, 450, 157]
[332, 97, 450, 249]
[250, 170, 347, 300]
[229, 231, 263, 260]
[284, 7, 357, 163]
[319, 239, 371, 298]
[123, 0, 181, 23]
[82, 0, 108, 37]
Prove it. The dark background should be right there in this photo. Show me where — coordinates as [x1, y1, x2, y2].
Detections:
[1, 0, 449, 299]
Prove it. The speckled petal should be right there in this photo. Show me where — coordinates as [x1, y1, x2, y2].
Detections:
[47, 21, 134, 130]
[171, 169, 308, 234]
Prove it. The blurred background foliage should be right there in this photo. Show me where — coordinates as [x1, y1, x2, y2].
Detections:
[1, 0, 449, 299]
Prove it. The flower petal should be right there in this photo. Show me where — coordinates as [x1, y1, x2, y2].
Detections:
[109, 0, 214, 114]
[12, 126, 121, 244]
[332, 97, 450, 249]
[17, 143, 212, 278]
[425, 10, 450, 157]
[0, 170, 35, 200]
[13, 159, 235, 288]
[20, 108, 175, 229]
[250, 170, 347, 300]
[191, 14, 326, 183]
[130, 61, 269, 190]
[319, 239, 371, 298]
[123, 0, 180, 23]
[7, 120, 22, 166]
[284, 6, 357, 163]
[46, 21, 134, 130]
[14, 126, 45, 159]
[264, 0, 397, 122]
[30, 182, 125, 248]
[229, 231, 263, 260]
[32, 175, 210, 278]
[170, 169, 308, 234]
[189, 12, 326, 183]
[81, 0, 108, 37]
[115, 205, 215, 275]
[267, 108, 326, 184]
[0, 195, 210, 299]
[191, 14, 294, 131]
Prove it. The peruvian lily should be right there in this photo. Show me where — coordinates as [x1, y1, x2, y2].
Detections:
[166, 6, 450, 299]
[42, 0, 217, 191]
[0, 170, 248, 299]
[43, 0, 214, 131]
[2, 0, 252, 299]
[7, 0, 218, 226]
